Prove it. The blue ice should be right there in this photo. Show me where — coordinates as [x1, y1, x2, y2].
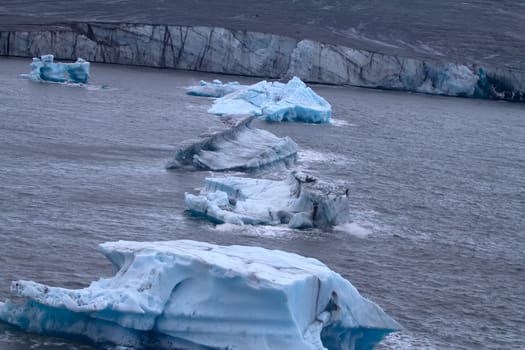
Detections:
[23, 54, 90, 84]
[0, 240, 400, 349]
[166, 116, 298, 172]
[208, 77, 332, 123]
[185, 172, 350, 228]
[186, 79, 243, 97]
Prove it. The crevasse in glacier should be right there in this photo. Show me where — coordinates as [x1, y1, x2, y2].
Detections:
[208, 77, 332, 123]
[166, 116, 298, 172]
[0, 240, 401, 350]
[22, 54, 90, 84]
[186, 79, 243, 97]
[185, 172, 350, 228]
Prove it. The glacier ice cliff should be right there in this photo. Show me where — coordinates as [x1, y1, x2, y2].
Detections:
[208, 77, 332, 123]
[185, 172, 350, 228]
[186, 79, 242, 97]
[1, 22, 523, 101]
[0, 240, 401, 350]
[21, 54, 90, 84]
[166, 116, 298, 172]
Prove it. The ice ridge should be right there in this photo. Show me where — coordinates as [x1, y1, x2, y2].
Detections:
[165, 116, 298, 172]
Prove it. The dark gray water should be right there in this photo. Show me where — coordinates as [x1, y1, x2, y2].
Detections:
[0, 57, 524, 349]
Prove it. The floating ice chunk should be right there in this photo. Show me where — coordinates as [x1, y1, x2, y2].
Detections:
[185, 172, 350, 228]
[209, 77, 332, 123]
[186, 79, 243, 97]
[0, 240, 401, 349]
[22, 54, 90, 84]
[166, 116, 298, 172]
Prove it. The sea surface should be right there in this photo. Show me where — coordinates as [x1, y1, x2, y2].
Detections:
[0, 57, 524, 349]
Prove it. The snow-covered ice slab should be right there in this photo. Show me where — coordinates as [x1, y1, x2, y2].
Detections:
[0, 240, 401, 350]
[186, 79, 243, 97]
[166, 116, 298, 172]
[208, 77, 332, 123]
[185, 172, 350, 228]
[22, 54, 90, 84]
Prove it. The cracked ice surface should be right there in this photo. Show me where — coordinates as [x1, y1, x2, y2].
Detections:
[208, 77, 332, 123]
[0, 240, 401, 350]
[166, 116, 298, 172]
[22, 54, 90, 84]
[186, 79, 243, 97]
[185, 172, 350, 228]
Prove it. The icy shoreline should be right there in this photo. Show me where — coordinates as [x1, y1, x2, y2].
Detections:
[1, 22, 524, 101]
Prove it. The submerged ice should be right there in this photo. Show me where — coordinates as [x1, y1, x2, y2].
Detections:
[186, 79, 243, 97]
[166, 116, 298, 172]
[0, 240, 400, 350]
[22, 54, 90, 84]
[208, 77, 332, 123]
[185, 172, 350, 228]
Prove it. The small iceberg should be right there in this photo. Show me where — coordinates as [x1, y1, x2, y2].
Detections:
[0, 240, 401, 350]
[22, 54, 90, 84]
[208, 77, 332, 123]
[186, 79, 243, 97]
[166, 116, 298, 172]
[185, 172, 350, 228]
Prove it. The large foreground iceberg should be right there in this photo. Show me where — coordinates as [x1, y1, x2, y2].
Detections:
[186, 79, 243, 97]
[166, 116, 298, 172]
[0, 240, 401, 349]
[208, 77, 332, 123]
[22, 54, 90, 84]
[185, 172, 349, 228]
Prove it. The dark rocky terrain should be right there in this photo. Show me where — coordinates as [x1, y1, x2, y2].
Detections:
[1, 0, 524, 70]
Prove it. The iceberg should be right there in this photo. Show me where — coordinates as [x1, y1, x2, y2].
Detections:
[166, 116, 298, 172]
[22, 54, 90, 84]
[185, 172, 350, 228]
[208, 77, 332, 123]
[0, 240, 401, 349]
[186, 79, 243, 97]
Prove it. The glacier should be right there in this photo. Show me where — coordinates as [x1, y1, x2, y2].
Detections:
[22, 54, 90, 84]
[185, 172, 350, 228]
[166, 116, 298, 172]
[0, 240, 401, 350]
[208, 77, 332, 123]
[2, 23, 524, 102]
[186, 79, 243, 97]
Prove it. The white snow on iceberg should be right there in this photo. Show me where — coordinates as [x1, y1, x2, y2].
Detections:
[22, 54, 90, 84]
[186, 79, 243, 97]
[166, 116, 298, 172]
[185, 172, 350, 228]
[0, 240, 401, 350]
[208, 77, 332, 123]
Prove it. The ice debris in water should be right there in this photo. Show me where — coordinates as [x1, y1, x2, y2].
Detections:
[166, 115, 298, 172]
[185, 171, 350, 228]
[186, 79, 243, 97]
[208, 76, 332, 123]
[0, 240, 401, 350]
[22, 54, 90, 84]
